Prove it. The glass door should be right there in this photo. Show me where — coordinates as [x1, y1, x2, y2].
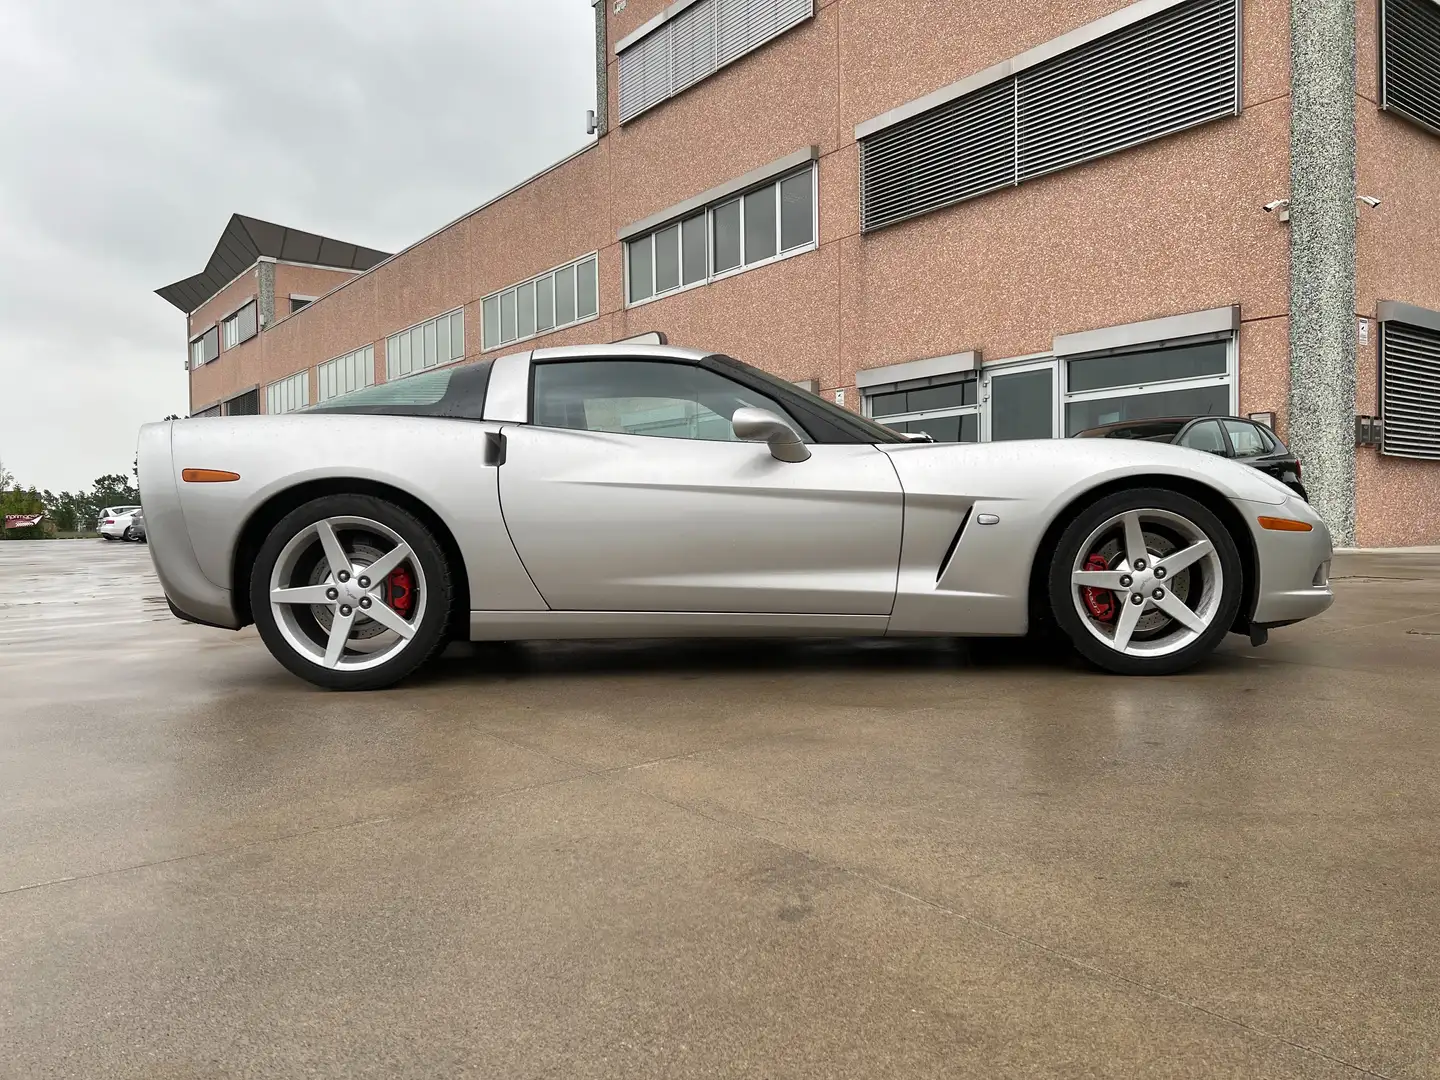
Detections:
[983, 360, 1057, 441]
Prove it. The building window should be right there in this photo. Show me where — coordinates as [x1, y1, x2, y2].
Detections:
[189, 325, 219, 369]
[616, 0, 814, 124]
[289, 296, 315, 314]
[482, 254, 599, 352]
[1062, 339, 1232, 435]
[222, 388, 260, 416]
[1379, 317, 1440, 460]
[863, 372, 981, 442]
[265, 371, 309, 415]
[625, 165, 815, 306]
[857, 0, 1241, 231]
[222, 301, 258, 349]
[317, 344, 375, 402]
[1380, 0, 1440, 136]
[387, 308, 465, 381]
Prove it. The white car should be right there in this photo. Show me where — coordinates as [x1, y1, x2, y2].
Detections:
[98, 506, 142, 541]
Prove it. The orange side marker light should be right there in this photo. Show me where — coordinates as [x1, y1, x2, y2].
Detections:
[182, 469, 241, 483]
[1257, 516, 1313, 532]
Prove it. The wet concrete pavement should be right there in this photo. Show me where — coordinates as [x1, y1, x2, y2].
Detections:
[1, 539, 1437, 1078]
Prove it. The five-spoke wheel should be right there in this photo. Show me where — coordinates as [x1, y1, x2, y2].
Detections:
[250, 496, 452, 690]
[1049, 488, 1242, 675]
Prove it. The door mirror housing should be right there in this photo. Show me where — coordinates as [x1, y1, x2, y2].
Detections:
[731, 407, 811, 462]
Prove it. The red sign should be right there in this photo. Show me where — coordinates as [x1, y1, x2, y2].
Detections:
[4, 514, 43, 529]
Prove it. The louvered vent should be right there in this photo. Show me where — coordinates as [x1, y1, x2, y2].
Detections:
[616, 0, 813, 123]
[671, 2, 717, 93]
[1381, 320, 1440, 460]
[861, 80, 1017, 232]
[859, 0, 1240, 231]
[1381, 0, 1440, 135]
[717, 0, 812, 65]
[1018, 0, 1240, 181]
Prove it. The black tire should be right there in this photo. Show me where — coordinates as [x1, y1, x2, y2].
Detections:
[250, 494, 454, 691]
[123, 526, 138, 542]
[1047, 487, 1242, 676]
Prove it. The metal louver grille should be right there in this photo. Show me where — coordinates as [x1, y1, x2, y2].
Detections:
[861, 80, 1017, 232]
[617, 0, 812, 123]
[717, 0, 812, 65]
[1381, 0, 1440, 135]
[1018, 0, 1239, 181]
[1381, 321, 1440, 460]
[859, 0, 1240, 231]
[671, 2, 717, 92]
[617, 27, 671, 122]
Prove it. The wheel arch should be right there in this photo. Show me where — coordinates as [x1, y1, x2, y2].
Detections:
[1025, 475, 1259, 637]
[231, 478, 471, 635]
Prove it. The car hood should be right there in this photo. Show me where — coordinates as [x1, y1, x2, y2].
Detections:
[879, 436, 1294, 505]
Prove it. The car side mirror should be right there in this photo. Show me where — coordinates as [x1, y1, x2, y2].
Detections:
[731, 407, 811, 463]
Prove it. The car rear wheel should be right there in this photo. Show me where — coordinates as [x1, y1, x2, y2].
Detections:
[1047, 488, 1242, 676]
[250, 495, 453, 690]
[123, 526, 138, 542]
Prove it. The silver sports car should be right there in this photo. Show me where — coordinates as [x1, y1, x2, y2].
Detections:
[138, 343, 1333, 690]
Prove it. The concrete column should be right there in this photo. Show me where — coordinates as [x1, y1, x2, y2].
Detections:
[257, 259, 277, 332]
[592, 0, 610, 137]
[1288, 0, 1358, 544]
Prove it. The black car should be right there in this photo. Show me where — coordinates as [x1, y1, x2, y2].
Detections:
[1074, 416, 1308, 500]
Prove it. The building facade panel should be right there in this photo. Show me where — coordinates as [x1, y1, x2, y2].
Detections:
[272, 264, 364, 324]
[187, 267, 259, 351]
[608, 4, 836, 231]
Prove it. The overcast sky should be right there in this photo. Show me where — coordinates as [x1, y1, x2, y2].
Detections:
[0, 0, 594, 493]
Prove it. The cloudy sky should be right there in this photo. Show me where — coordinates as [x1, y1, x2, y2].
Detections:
[0, 0, 594, 493]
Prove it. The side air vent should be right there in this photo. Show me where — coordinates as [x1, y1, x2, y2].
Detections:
[1380, 319, 1440, 460]
[1380, 0, 1440, 136]
[858, 0, 1240, 231]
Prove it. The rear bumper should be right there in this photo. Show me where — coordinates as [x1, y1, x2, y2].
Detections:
[138, 422, 242, 630]
[1237, 495, 1335, 626]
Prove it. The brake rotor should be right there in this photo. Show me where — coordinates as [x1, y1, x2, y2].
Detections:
[1085, 529, 1192, 637]
[309, 540, 394, 640]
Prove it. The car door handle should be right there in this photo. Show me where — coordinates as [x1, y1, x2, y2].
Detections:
[484, 431, 507, 467]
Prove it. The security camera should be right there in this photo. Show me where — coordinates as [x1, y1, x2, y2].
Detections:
[1263, 199, 1290, 213]
[1357, 195, 1381, 208]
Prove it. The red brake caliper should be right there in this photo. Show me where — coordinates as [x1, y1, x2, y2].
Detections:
[387, 567, 414, 615]
[1082, 554, 1117, 622]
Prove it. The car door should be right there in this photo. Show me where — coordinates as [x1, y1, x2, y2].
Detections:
[496, 356, 904, 615]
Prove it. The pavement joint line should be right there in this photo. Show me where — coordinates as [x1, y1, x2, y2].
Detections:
[0, 727, 808, 902]
[1316, 608, 1440, 636]
[615, 780, 1398, 1080]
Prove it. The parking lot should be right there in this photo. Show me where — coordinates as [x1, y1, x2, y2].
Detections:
[1, 539, 1437, 1078]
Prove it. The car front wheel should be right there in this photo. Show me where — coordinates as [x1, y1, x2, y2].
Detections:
[1047, 488, 1243, 676]
[250, 495, 453, 690]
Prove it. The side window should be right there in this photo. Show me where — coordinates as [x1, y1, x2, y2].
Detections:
[531, 360, 809, 443]
[1177, 419, 1227, 455]
[1222, 419, 1268, 457]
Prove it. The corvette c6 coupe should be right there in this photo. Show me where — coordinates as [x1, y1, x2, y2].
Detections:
[137, 343, 1333, 690]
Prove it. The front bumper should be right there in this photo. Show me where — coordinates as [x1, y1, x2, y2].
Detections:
[1238, 496, 1335, 626]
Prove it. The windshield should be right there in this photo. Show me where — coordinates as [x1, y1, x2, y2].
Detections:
[708, 354, 907, 443]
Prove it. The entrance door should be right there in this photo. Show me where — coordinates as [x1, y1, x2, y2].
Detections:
[497, 357, 905, 615]
[983, 360, 1057, 441]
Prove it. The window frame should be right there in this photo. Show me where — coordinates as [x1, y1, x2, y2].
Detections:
[265, 370, 310, 415]
[316, 344, 376, 403]
[1060, 332, 1237, 436]
[861, 371, 982, 443]
[386, 307, 466, 382]
[221, 300, 258, 351]
[624, 164, 818, 309]
[481, 253, 600, 353]
[527, 356, 811, 444]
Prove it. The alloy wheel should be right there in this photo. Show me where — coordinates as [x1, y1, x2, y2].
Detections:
[268, 515, 426, 671]
[1068, 508, 1224, 658]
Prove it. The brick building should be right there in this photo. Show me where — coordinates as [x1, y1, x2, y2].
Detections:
[157, 0, 1440, 547]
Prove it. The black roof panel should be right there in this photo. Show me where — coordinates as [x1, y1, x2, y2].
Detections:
[156, 214, 391, 313]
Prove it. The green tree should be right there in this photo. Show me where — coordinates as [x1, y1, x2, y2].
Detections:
[1, 485, 46, 540]
[91, 472, 139, 511]
[0, 457, 14, 491]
